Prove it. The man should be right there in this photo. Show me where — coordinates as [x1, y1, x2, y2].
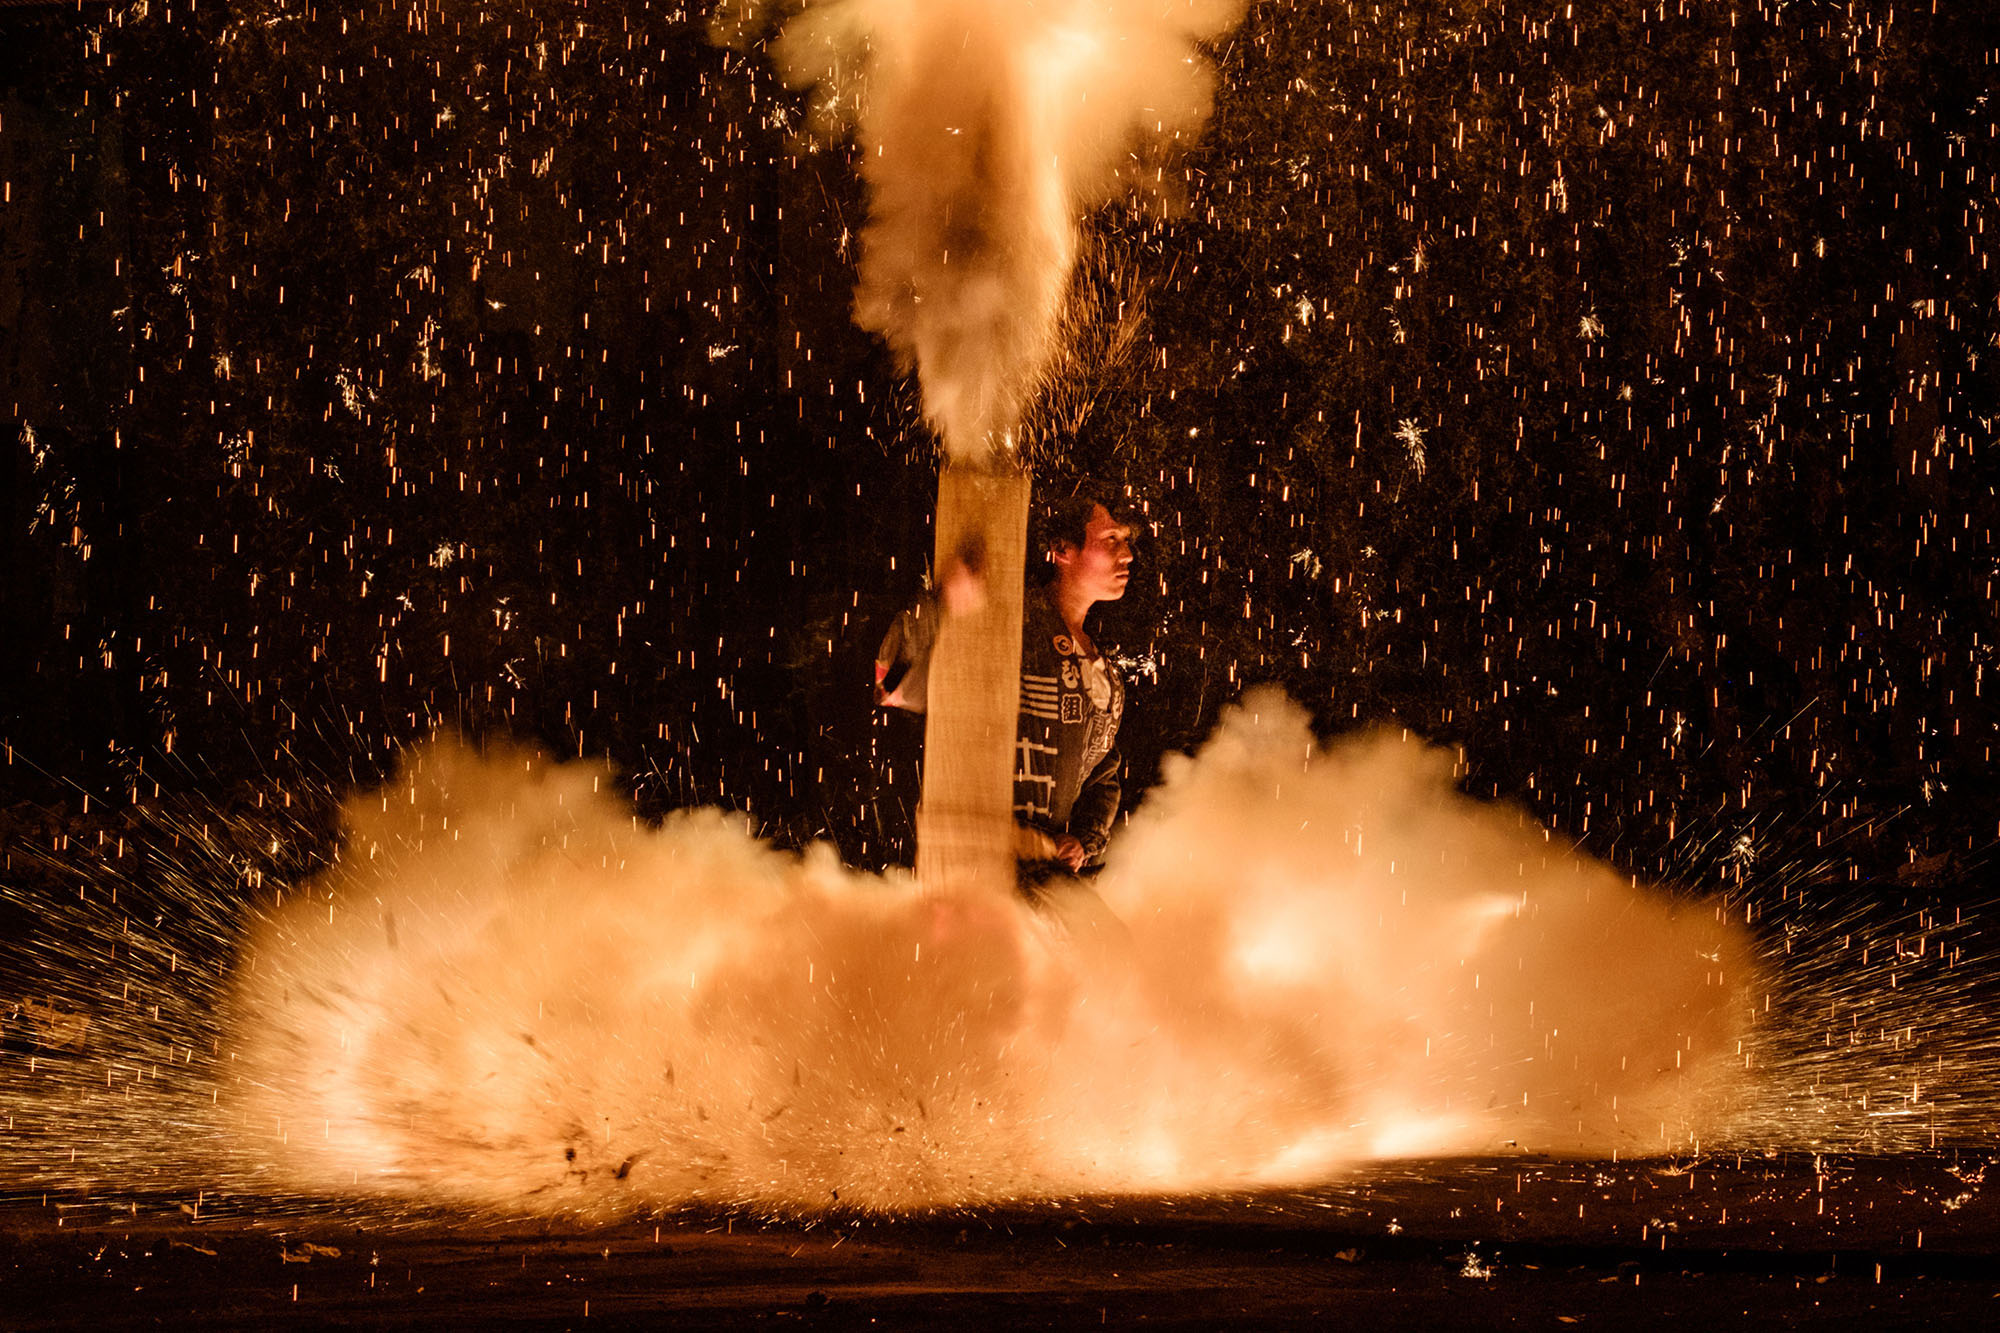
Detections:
[875, 494, 1135, 877]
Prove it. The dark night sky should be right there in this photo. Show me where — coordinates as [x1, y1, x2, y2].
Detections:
[3, 0, 1998, 902]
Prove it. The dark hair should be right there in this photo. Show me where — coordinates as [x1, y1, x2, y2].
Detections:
[1031, 489, 1136, 583]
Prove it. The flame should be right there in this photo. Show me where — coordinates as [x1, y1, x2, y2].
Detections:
[222, 690, 1753, 1214]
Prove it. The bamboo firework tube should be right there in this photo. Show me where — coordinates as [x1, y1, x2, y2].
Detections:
[916, 458, 1031, 897]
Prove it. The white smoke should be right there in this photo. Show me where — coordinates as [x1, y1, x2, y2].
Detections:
[719, 0, 1243, 456]
[221, 691, 1751, 1215]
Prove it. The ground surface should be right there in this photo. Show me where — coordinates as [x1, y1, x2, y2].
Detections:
[5, 1154, 1999, 1328]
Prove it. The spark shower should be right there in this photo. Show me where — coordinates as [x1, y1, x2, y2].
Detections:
[4, 0, 1999, 1216]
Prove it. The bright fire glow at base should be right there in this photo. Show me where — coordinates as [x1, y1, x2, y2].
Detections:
[200, 689, 1749, 1214]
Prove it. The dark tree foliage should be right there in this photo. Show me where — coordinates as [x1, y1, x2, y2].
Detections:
[3, 0, 1996, 898]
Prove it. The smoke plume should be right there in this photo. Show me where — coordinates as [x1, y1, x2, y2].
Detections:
[221, 691, 1751, 1215]
[720, 0, 1243, 457]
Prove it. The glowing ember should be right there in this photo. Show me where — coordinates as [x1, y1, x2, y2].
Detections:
[4, 0, 1999, 1234]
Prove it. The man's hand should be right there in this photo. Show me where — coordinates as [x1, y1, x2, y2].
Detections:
[1012, 824, 1088, 871]
[1014, 824, 1059, 862]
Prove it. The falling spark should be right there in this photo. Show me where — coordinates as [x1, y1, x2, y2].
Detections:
[2, 0, 1997, 1233]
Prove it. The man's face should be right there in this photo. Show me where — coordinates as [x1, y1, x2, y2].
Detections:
[1053, 505, 1134, 605]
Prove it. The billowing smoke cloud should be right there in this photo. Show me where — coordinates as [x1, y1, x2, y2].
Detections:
[221, 692, 1751, 1215]
[720, 0, 1244, 456]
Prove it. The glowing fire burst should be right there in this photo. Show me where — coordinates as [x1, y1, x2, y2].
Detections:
[202, 693, 1751, 1215]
